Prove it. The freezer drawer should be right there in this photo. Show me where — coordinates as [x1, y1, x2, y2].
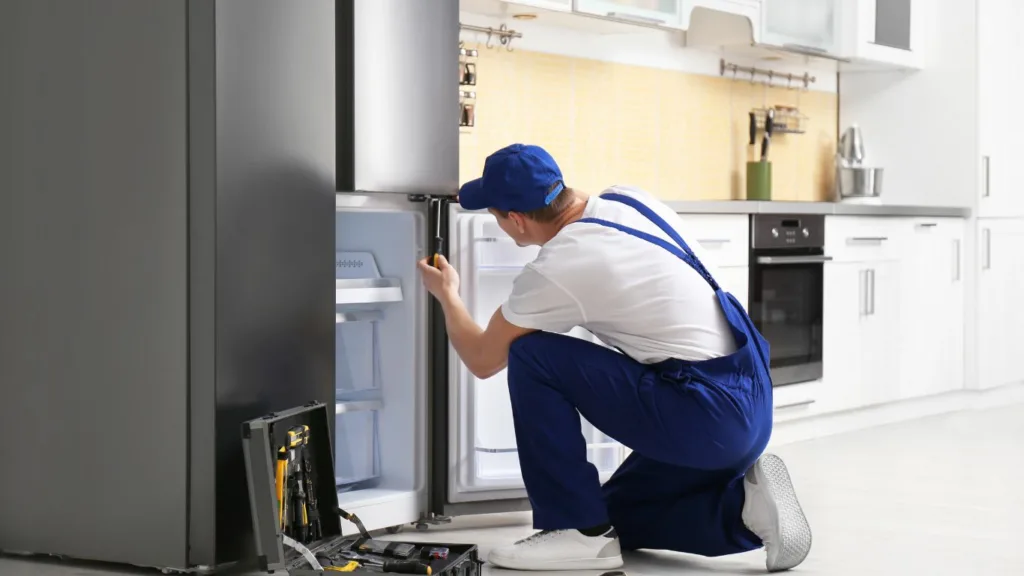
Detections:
[335, 401, 382, 490]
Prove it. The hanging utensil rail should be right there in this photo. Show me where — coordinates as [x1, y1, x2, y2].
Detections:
[720, 59, 816, 89]
[459, 23, 523, 50]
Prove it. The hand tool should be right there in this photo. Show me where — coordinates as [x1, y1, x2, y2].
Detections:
[334, 506, 372, 540]
[432, 199, 445, 268]
[287, 425, 313, 541]
[276, 446, 288, 530]
[301, 426, 322, 541]
[335, 551, 432, 575]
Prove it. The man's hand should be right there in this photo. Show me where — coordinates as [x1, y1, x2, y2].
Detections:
[418, 255, 460, 303]
[417, 254, 534, 379]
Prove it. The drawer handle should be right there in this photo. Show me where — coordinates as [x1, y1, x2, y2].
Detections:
[756, 255, 833, 265]
[697, 238, 732, 245]
[916, 223, 937, 228]
[847, 236, 889, 243]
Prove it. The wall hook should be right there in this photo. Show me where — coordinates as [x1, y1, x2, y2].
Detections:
[486, 30, 495, 49]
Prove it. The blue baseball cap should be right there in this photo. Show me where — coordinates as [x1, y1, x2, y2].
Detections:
[459, 144, 565, 212]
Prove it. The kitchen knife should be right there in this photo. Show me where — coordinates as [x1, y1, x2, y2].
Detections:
[749, 111, 757, 147]
[761, 108, 775, 162]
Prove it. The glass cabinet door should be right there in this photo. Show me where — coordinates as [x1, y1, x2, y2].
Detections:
[574, 0, 683, 28]
[760, 0, 841, 56]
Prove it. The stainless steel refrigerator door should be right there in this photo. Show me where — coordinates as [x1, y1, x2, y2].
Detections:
[337, 0, 460, 196]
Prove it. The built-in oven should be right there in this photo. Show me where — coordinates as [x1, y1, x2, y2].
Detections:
[748, 214, 830, 387]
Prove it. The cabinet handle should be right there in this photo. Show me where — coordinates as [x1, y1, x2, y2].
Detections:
[859, 269, 867, 316]
[982, 228, 992, 270]
[982, 155, 991, 198]
[848, 236, 889, 243]
[916, 222, 938, 228]
[606, 11, 666, 25]
[697, 238, 731, 246]
[867, 268, 876, 316]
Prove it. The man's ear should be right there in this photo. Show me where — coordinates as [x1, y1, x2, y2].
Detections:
[509, 212, 528, 233]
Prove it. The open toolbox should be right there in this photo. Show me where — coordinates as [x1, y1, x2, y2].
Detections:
[243, 402, 482, 574]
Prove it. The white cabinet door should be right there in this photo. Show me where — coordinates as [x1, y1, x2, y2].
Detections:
[977, 219, 1024, 389]
[978, 0, 1024, 217]
[759, 0, 841, 56]
[574, 0, 684, 28]
[860, 259, 902, 406]
[821, 262, 864, 411]
[899, 220, 965, 399]
[822, 259, 901, 411]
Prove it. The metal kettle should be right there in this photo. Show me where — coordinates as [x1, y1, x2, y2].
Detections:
[835, 124, 883, 202]
[838, 125, 865, 167]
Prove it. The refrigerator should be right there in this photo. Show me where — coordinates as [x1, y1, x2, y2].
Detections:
[334, 0, 631, 534]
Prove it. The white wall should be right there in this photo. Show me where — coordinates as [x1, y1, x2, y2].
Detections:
[839, 0, 977, 208]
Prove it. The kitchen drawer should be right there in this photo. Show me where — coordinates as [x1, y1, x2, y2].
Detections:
[677, 214, 750, 268]
[825, 216, 907, 263]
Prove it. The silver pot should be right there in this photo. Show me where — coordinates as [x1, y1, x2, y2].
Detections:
[835, 166, 883, 200]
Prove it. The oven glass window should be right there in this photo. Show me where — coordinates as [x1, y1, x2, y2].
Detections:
[752, 263, 823, 371]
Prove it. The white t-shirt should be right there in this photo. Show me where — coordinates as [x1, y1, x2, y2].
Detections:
[501, 185, 737, 364]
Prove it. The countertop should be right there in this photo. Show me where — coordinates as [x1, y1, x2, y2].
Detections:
[664, 200, 970, 218]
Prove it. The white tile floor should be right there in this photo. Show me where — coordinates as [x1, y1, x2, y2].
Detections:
[3, 403, 1023, 575]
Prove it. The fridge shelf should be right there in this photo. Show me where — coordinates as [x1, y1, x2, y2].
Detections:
[335, 278, 403, 305]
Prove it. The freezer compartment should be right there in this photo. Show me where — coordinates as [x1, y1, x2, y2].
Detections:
[334, 401, 382, 489]
[333, 197, 427, 530]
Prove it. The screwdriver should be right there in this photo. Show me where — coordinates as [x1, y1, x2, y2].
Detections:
[432, 199, 444, 268]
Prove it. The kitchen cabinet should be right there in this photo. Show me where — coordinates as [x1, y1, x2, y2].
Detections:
[899, 219, 965, 399]
[716, 266, 749, 311]
[976, 219, 1024, 389]
[574, 0, 684, 28]
[822, 259, 902, 410]
[510, 0, 572, 10]
[839, 0, 921, 69]
[978, 0, 1024, 217]
[759, 0, 841, 58]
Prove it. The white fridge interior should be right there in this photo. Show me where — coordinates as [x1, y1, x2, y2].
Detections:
[447, 211, 627, 504]
[334, 196, 427, 531]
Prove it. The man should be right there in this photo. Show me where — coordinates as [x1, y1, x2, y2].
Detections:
[418, 144, 812, 572]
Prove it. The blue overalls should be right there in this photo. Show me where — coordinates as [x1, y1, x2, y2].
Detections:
[506, 192, 774, 557]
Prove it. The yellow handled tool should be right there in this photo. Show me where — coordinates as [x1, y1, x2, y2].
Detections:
[324, 561, 361, 572]
[276, 447, 287, 529]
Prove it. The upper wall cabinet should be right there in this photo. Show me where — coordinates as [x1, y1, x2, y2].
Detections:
[685, 0, 924, 70]
[839, 0, 921, 70]
[573, 0, 684, 28]
[760, 0, 842, 58]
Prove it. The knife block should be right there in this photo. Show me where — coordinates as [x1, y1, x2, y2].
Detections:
[746, 161, 772, 201]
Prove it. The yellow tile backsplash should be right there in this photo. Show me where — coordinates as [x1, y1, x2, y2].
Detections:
[459, 48, 838, 202]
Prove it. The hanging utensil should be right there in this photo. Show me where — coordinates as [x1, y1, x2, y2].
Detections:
[761, 108, 775, 162]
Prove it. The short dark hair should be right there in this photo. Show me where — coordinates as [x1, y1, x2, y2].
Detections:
[492, 186, 575, 223]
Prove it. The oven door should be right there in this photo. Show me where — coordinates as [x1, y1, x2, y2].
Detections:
[749, 252, 830, 386]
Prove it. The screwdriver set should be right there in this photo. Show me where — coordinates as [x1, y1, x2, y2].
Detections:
[243, 402, 481, 575]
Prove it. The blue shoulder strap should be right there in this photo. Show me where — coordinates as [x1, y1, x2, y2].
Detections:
[577, 192, 720, 291]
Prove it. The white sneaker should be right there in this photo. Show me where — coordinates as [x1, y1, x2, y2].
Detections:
[742, 454, 812, 572]
[487, 529, 624, 571]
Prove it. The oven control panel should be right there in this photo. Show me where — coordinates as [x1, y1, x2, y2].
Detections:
[750, 214, 825, 249]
